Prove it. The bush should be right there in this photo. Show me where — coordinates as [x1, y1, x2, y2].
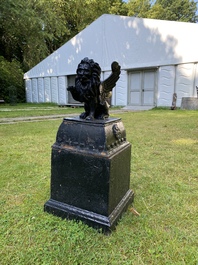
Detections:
[0, 56, 25, 103]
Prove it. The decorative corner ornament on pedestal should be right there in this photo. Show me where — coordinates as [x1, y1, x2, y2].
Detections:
[44, 58, 134, 232]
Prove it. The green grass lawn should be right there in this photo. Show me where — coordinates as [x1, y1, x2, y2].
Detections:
[0, 106, 197, 264]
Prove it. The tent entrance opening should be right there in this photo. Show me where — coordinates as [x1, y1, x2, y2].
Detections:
[128, 70, 156, 106]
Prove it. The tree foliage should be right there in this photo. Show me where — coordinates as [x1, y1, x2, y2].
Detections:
[0, 0, 69, 70]
[149, 0, 198, 22]
[126, 0, 151, 17]
[0, 56, 24, 102]
[126, 0, 197, 21]
[0, 0, 197, 102]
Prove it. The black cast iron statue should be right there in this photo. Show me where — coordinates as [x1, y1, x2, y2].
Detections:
[67, 57, 121, 120]
[44, 57, 134, 232]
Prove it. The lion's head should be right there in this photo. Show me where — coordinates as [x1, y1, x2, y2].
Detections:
[76, 57, 101, 84]
[75, 58, 101, 100]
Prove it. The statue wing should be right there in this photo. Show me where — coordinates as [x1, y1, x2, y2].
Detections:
[100, 61, 121, 105]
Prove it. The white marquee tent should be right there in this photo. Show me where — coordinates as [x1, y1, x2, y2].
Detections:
[24, 14, 198, 108]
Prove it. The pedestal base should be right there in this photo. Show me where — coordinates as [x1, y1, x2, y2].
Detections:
[45, 189, 133, 231]
[44, 117, 134, 232]
[181, 97, 198, 110]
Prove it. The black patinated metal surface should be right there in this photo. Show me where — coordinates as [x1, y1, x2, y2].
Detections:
[67, 57, 121, 120]
[44, 58, 134, 232]
[44, 117, 134, 232]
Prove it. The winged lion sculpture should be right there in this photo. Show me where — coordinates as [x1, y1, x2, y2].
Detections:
[67, 57, 121, 120]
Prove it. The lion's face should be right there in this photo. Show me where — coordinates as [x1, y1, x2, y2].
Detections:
[75, 58, 101, 100]
[77, 62, 92, 85]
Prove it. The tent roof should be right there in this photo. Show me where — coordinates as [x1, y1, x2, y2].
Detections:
[24, 14, 198, 79]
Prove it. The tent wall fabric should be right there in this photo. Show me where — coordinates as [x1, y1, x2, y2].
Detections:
[24, 14, 198, 108]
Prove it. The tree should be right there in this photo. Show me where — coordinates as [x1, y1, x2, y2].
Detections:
[0, 0, 69, 101]
[0, 0, 69, 70]
[126, 0, 151, 17]
[108, 0, 128, 15]
[149, 0, 198, 22]
[0, 56, 24, 102]
[61, 0, 127, 36]
[125, 0, 197, 22]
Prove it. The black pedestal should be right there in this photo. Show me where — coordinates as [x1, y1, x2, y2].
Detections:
[44, 117, 134, 232]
